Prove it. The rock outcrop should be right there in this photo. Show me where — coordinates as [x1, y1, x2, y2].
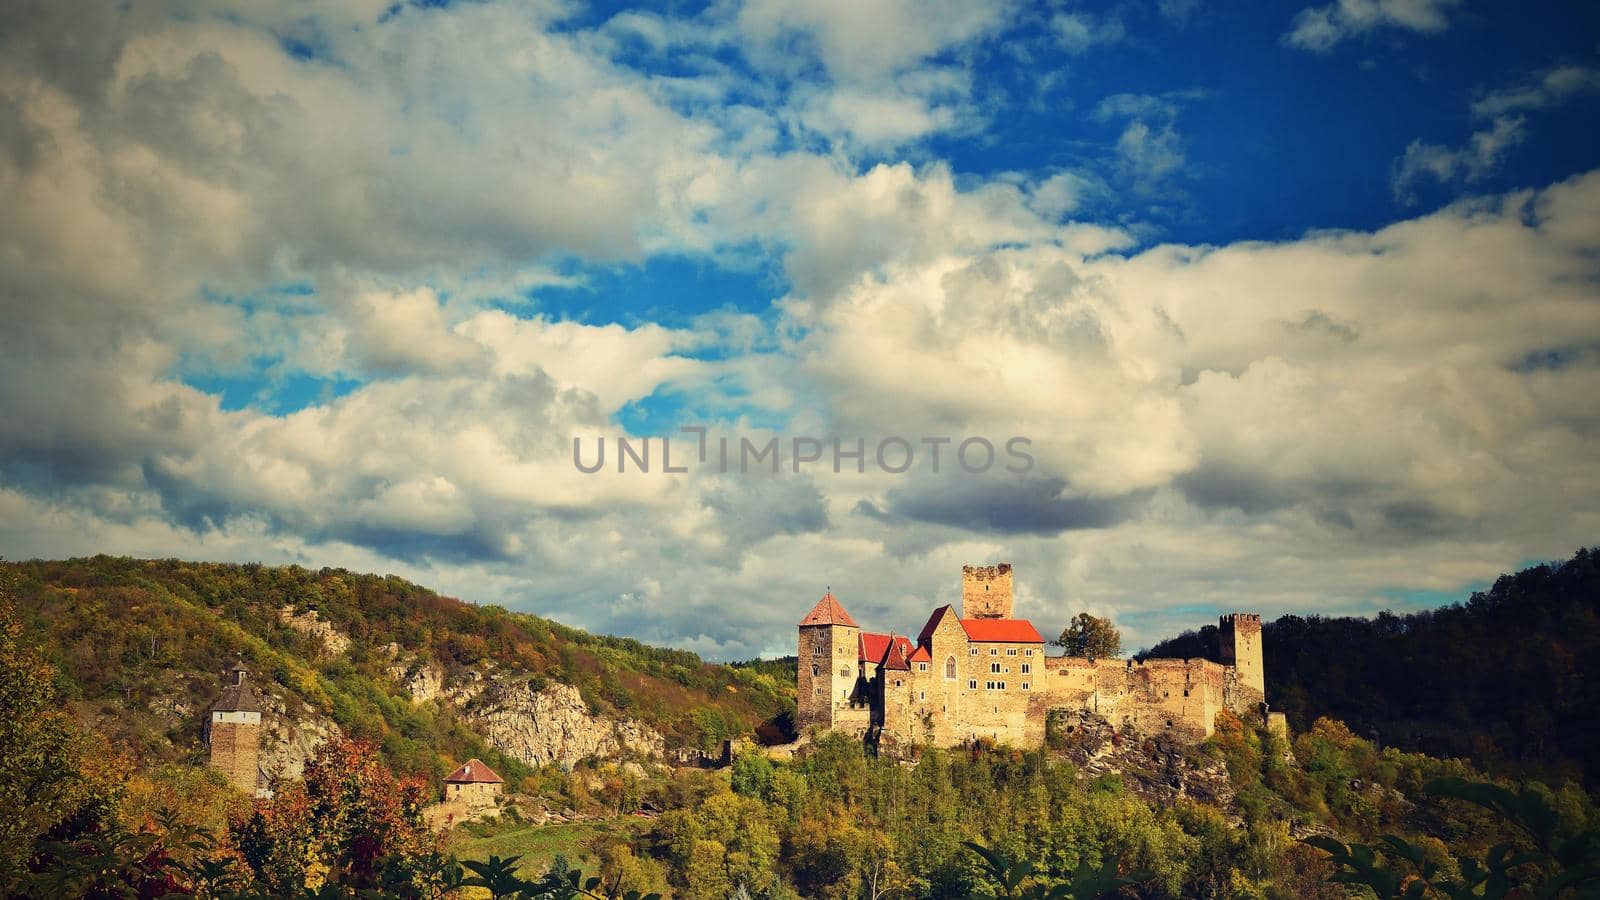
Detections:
[259, 694, 340, 782]
[381, 644, 445, 703]
[463, 680, 664, 770]
[278, 605, 351, 657]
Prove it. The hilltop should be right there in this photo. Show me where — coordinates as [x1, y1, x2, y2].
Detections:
[1141, 547, 1600, 787]
[2, 556, 793, 788]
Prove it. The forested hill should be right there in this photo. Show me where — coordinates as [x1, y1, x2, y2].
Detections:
[1142, 547, 1600, 787]
[1, 556, 791, 784]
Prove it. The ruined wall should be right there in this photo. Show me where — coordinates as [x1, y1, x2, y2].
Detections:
[1032, 656, 1228, 740]
[961, 564, 1013, 619]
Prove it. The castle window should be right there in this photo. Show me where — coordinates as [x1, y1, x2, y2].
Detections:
[1006, 648, 1017, 656]
[1025, 649, 1034, 656]
[990, 662, 1001, 674]
[989, 648, 998, 655]
[969, 648, 978, 656]
[918, 662, 928, 671]
[919, 691, 925, 700]
[812, 664, 819, 677]
[1021, 663, 1031, 674]
[895, 679, 903, 688]
[945, 657, 957, 678]
[815, 688, 822, 696]
[968, 679, 977, 689]
[1021, 682, 1031, 691]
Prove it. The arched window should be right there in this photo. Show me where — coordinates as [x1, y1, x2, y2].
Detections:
[945, 656, 957, 679]
[812, 664, 819, 677]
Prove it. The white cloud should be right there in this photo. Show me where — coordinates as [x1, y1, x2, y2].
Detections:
[1390, 64, 1600, 203]
[1392, 115, 1525, 202]
[1284, 0, 1459, 52]
[2, 0, 1599, 660]
[1471, 65, 1600, 119]
[1051, 11, 1124, 55]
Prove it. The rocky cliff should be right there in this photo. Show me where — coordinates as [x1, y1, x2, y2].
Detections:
[462, 680, 665, 770]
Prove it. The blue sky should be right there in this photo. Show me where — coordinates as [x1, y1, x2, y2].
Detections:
[1, 0, 1598, 658]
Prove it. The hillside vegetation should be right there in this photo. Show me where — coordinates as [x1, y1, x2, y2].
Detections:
[1142, 547, 1600, 788]
[2, 556, 792, 786]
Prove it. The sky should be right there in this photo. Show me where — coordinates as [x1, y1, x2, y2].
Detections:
[1, 0, 1598, 659]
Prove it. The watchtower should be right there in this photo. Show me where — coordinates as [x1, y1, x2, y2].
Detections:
[206, 661, 263, 794]
[961, 563, 1013, 619]
[1219, 614, 1264, 698]
[796, 592, 860, 732]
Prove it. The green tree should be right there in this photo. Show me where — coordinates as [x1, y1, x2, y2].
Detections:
[0, 581, 106, 890]
[1055, 613, 1122, 659]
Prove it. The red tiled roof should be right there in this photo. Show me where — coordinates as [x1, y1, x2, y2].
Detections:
[959, 618, 1046, 643]
[883, 638, 912, 671]
[798, 592, 858, 628]
[916, 605, 957, 644]
[907, 645, 931, 663]
[444, 758, 504, 784]
[859, 632, 915, 668]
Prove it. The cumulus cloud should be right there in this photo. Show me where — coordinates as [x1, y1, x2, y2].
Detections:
[1284, 0, 1459, 52]
[2, 0, 1598, 658]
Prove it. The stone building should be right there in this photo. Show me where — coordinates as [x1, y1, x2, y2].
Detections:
[443, 758, 505, 804]
[796, 564, 1267, 749]
[206, 662, 263, 794]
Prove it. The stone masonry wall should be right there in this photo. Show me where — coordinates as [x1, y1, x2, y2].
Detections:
[961, 564, 1013, 619]
[209, 721, 260, 793]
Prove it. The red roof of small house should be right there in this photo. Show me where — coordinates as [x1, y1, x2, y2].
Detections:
[907, 645, 931, 663]
[916, 605, 958, 644]
[859, 632, 915, 668]
[444, 758, 504, 785]
[959, 618, 1046, 643]
[799, 592, 858, 628]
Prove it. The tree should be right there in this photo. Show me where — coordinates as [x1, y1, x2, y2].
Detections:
[230, 736, 439, 894]
[0, 580, 111, 891]
[1056, 613, 1122, 660]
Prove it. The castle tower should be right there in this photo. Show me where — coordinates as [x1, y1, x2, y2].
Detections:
[206, 661, 263, 795]
[1219, 614, 1265, 698]
[961, 563, 1013, 619]
[796, 592, 860, 732]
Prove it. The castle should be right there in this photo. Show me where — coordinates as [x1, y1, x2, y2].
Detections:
[796, 564, 1268, 748]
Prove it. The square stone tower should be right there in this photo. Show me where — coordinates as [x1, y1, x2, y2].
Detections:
[1219, 613, 1265, 699]
[961, 563, 1013, 619]
[796, 592, 860, 732]
[206, 662, 262, 794]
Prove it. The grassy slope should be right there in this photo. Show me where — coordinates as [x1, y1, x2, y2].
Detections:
[447, 818, 651, 877]
[3, 556, 794, 786]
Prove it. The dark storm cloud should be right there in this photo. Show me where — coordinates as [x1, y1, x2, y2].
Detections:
[875, 476, 1144, 535]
